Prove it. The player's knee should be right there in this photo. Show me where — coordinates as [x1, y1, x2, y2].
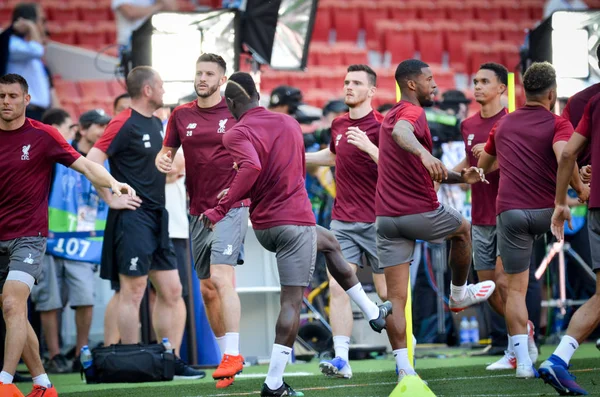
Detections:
[159, 280, 182, 304]
[201, 279, 218, 303]
[210, 267, 234, 291]
[2, 294, 26, 319]
[121, 279, 147, 306]
[318, 228, 341, 253]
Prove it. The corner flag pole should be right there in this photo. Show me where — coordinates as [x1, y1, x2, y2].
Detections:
[508, 72, 516, 113]
[396, 82, 414, 367]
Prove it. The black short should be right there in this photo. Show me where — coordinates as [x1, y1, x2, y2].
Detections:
[114, 209, 177, 277]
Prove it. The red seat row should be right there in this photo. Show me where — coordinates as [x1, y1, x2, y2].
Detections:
[308, 42, 368, 67]
[55, 79, 126, 102]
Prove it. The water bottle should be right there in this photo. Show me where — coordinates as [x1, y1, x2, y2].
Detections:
[459, 317, 470, 346]
[80, 345, 95, 380]
[162, 337, 173, 353]
[470, 316, 480, 345]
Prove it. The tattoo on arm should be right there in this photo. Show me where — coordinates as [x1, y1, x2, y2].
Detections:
[391, 120, 426, 157]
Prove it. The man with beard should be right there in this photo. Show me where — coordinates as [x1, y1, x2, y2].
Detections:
[305, 64, 387, 379]
[155, 53, 248, 389]
[88, 66, 203, 379]
[376, 59, 495, 382]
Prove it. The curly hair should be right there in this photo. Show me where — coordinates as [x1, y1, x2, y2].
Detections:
[523, 62, 556, 97]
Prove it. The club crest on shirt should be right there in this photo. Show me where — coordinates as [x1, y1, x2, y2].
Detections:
[217, 119, 228, 133]
[335, 134, 342, 146]
[21, 144, 31, 160]
[467, 134, 474, 146]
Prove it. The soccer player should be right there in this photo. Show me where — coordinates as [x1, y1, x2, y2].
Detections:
[202, 72, 392, 396]
[376, 59, 494, 381]
[305, 64, 386, 379]
[88, 66, 204, 380]
[155, 53, 248, 388]
[478, 62, 588, 379]
[537, 89, 600, 396]
[455, 63, 537, 370]
[0, 73, 134, 396]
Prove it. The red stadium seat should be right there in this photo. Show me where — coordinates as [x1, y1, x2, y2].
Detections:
[437, 21, 470, 72]
[47, 3, 79, 23]
[525, 0, 544, 21]
[501, 2, 531, 23]
[414, 2, 447, 22]
[465, 20, 502, 42]
[76, 25, 109, 49]
[492, 21, 526, 46]
[330, 2, 360, 42]
[429, 65, 456, 91]
[61, 103, 81, 120]
[312, 44, 345, 67]
[371, 89, 396, 109]
[78, 81, 112, 99]
[77, 3, 112, 23]
[303, 89, 341, 108]
[340, 44, 368, 65]
[97, 21, 117, 44]
[107, 79, 127, 97]
[259, 71, 291, 94]
[54, 80, 81, 99]
[315, 66, 346, 91]
[471, 2, 503, 22]
[385, 1, 418, 21]
[47, 22, 77, 45]
[312, 5, 332, 42]
[440, 1, 475, 22]
[377, 21, 417, 64]
[373, 69, 396, 92]
[493, 42, 521, 71]
[414, 22, 444, 64]
[357, 3, 389, 41]
[285, 71, 317, 94]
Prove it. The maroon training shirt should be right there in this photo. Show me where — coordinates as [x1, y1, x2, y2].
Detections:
[376, 100, 439, 217]
[330, 110, 383, 223]
[484, 106, 573, 214]
[573, 93, 600, 209]
[561, 83, 600, 167]
[204, 107, 315, 229]
[163, 99, 249, 215]
[461, 109, 507, 226]
[0, 118, 81, 240]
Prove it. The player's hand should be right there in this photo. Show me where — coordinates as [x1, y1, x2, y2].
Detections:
[12, 18, 35, 35]
[199, 213, 215, 231]
[421, 152, 447, 182]
[551, 204, 571, 242]
[217, 188, 229, 200]
[109, 194, 142, 210]
[111, 181, 136, 197]
[471, 143, 485, 159]
[576, 183, 590, 203]
[346, 127, 375, 154]
[461, 167, 488, 185]
[580, 165, 592, 184]
[156, 151, 173, 174]
[232, 162, 239, 171]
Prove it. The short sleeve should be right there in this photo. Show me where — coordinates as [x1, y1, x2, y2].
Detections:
[483, 122, 498, 156]
[45, 127, 81, 167]
[222, 127, 262, 170]
[575, 100, 593, 139]
[163, 109, 181, 148]
[553, 116, 574, 144]
[94, 117, 128, 156]
[397, 105, 425, 138]
[561, 98, 572, 125]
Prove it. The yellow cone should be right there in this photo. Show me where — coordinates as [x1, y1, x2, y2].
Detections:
[389, 375, 436, 397]
[0, 383, 25, 397]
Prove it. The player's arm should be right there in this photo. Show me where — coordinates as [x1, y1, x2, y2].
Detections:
[553, 135, 589, 203]
[451, 156, 469, 173]
[346, 126, 379, 163]
[115, 0, 176, 21]
[305, 148, 336, 167]
[70, 156, 134, 197]
[203, 130, 261, 226]
[155, 146, 178, 174]
[392, 119, 447, 182]
[166, 150, 185, 184]
[441, 167, 487, 185]
[477, 124, 499, 174]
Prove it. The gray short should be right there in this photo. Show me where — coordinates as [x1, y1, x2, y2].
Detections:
[497, 209, 553, 274]
[331, 220, 383, 274]
[0, 237, 46, 292]
[190, 207, 249, 280]
[31, 255, 97, 311]
[472, 225, 500, 272]
[587, 209, 600, 272]
[254, 225, 317, 287]
[376, 204, 463, 269]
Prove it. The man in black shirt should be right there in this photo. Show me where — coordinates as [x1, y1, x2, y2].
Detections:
[88, 66, 204, 379]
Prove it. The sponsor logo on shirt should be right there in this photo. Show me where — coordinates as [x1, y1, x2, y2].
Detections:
[223, 244, 233, 255]
[23, 253, 34, 264]
[21, 144, 31, 160]
[130, 257, 139, 271]
[142, 134, 151, 148]
[335, 134, 342, 146]
[187, 123, 197, 129]
[217, 119, 228, 134]
[467, 134, 474, 146]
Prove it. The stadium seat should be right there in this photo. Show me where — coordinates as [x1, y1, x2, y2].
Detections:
[62, 103, 81, 120]
[377, 21, 417, 65]
[465, 20, 502, 42]
[303, 89, 340, 108]
[107, 79, 127, 97]
[78, 3, 112, 23]
[47, 22, 77, 45]
[440, 1, 475, 22]
[493, 41, 521, 71]
[47, 3, 79, 23]
[260, 71, 291, 94]
[286, 71, 317, 94]
[429, 65, 456, 91]
[437, 21, 470, 72]
[78, 80, 112, 99]
[373, 68, 396, 92]
[330, 2, 360, 42]
[414, 22, 444, 65]
[341, 45, 368, 65]
[500, 2, 531, 23]
[358, 3, 388, 42]
[54, 80, 81, 99]
[385, 1, 418, 21]
[312, 5, 332, 42]
[492, 21, 526, 46]
[414, 2, 447, 22]
[76, 25, 109, 49]
[371, 89, 396, 108]
[471, 2, 503, 22]
[464, 41, 490, 76]
[525, 0, 544, 21]
[315, 66, 346, 91]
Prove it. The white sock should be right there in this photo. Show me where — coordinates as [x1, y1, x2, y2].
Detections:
[507, 334, 514, 354]
[32, 373, 51, 388]
[0, 371, 13, 384]
[554, 335, 579, 365]
[450, 281, 467, 301]
[224, 332, 240, 356]
[333, 335, 350, 363]
[393, 348, 416, 374]
[345, 283, 379, 320]
[511, 335, 531, 366]
[216, 336, 226, 357]
[265, 344, 291, 390]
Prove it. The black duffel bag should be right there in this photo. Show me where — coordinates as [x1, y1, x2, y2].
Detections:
[83, 343, 175, 384]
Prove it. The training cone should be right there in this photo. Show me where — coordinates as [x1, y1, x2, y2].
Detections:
[0, 383, 25, 397]
[389, 375, 436, 397]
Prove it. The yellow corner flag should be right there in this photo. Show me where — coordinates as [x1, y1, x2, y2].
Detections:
[508, 72, 515, 113]
[395, 82, 414, 368]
